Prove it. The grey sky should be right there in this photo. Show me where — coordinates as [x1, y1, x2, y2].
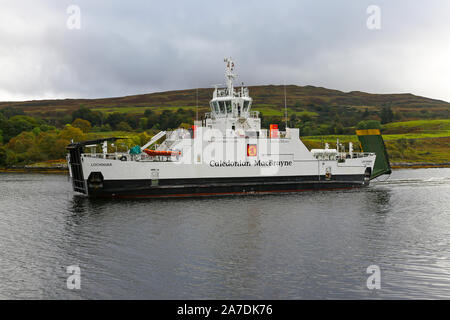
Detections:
[1, 0, 449, 102]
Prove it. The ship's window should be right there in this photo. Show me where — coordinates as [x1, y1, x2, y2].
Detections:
[218, 101, 225, 114]
[243, 100, 250, 112]
[225, 101, 232, 114]
[213, 101, 220, 113]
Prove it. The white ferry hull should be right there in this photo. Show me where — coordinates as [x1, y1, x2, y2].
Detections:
[72, 153, 374, 198]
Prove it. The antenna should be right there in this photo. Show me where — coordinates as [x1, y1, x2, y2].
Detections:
[284, 80, 288, 129]
[196, 87, 198, 121]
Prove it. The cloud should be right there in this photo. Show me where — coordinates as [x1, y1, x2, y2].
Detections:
[0, 0, 449, 102]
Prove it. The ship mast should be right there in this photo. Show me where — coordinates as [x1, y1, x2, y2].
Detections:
[224, 57, 236, 96]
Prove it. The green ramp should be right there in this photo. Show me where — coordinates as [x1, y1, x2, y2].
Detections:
[356, 129, 392, 179]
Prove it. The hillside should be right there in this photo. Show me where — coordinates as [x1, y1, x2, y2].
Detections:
[1, 85, 449, 120]
[1, 85, 450, 169]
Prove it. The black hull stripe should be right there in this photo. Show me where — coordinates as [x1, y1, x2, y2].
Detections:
[95, 186, 359, 199]
[86, 174, 368, 198]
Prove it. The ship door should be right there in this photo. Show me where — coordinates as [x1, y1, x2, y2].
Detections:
[151, 169, 159, 186]
[325, 167, 332, 180]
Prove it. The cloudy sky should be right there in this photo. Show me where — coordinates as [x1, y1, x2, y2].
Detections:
[1, 0, 449, 102]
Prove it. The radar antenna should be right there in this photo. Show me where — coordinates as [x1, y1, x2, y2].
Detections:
[224, 57, 236, 97]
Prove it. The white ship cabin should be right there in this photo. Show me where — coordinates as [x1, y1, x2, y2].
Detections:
[201, 57, 263, 137]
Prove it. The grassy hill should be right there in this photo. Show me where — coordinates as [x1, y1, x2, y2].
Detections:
[1, 85, 449, 120]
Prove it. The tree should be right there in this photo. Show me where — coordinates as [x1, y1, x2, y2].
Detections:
[0, 106, 25, 119]
[61, 114, 73, 125]
[357, 120, 381, 130]
[59, 126, 85, 142]
[116, 121, 133, 131]
[146, 112, 159, 129]
[72, 118, 92, 133]
[7, 131, 35, 154]
[106, 112, 126, 130]
[139, 118, 148, 130]
[362, 108, 369, 119]
[5, 149, 18, 167]
[137, 132, 151, 145]
[52, 139, 71, 158]
[144, 109, 154, 117]
[0, 146, 6, 166]
[333, 121, 345, 134]
[36, 131, 58, 159]
[71, 106, 104, 125]
[100, 124, 112, 132]
[380, 106, 394, 124]
[125, 114, 139, 129]
[0, 115, 39, 142]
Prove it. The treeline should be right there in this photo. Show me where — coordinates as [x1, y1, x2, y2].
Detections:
[0, 103, 391, 167]
[70, 106, 195, 132]
[0, 106, 197, 167]
[261, 105, 391, 135]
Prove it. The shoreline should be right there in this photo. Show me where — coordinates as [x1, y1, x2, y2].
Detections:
[391, 162, 450, 169]
[1, 162, 450, 174]
[0, 166, 68, 174]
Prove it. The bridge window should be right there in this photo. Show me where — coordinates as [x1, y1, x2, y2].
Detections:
[243, 100, 250, 112]
[213, 101, 220, 113]
[225, 101, 232, 114]
[218, 101, 225, 114]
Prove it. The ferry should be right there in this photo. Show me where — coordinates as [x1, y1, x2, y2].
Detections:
[67, 58, 391, 198]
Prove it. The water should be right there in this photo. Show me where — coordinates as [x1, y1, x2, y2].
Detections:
[1, 168, 450, 299]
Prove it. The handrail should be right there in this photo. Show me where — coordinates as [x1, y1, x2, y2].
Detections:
[141, 131, 166, 150]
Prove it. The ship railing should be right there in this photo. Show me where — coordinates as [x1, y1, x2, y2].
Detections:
[338, 152, 375, 159]
[267, 131, 287, 138]
[312, 152, 374, 161]
[81, 152, 179, 162]
[82, 153, 127, 160]
[165, 129, 192, 141]
[249, 111, 260, 118]
[216, 89, 228, 97]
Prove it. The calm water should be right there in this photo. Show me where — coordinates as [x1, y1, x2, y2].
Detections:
[1, 168, 450, 299]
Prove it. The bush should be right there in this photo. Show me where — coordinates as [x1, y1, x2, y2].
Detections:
[5, 149, 18, 167]
[356, 120, 381, 130]
[59, 126, 85, 142]
[0, 146, 6, 166]
[116, 121, 133, 131]
[72, 118, 92, 133]
[100, 124, 112, 132]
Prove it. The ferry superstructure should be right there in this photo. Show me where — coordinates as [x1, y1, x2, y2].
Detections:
[67, 58, 390, 198]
